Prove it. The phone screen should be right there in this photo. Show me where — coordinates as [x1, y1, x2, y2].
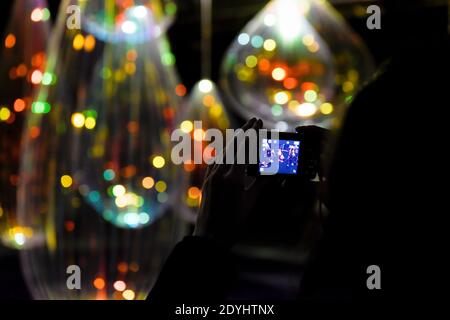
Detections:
[259, 138, 300, 175]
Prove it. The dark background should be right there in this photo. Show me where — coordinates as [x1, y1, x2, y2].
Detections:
[0, 0, 446, 300]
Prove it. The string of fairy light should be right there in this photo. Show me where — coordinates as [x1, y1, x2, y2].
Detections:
[221, 0, 373, 130]
[3, 0, 184, 300]
[175, 0, 231, 213]
[1, 2, 51, 249]
[1, 7, 50, 123]
[54, 1, 180, 300]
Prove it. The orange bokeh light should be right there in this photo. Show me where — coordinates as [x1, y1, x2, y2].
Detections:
[188, 187, 201, 199]
[175, 84, 187, 97]
[14, 99, 26, 112]
[16, 64, 28, 77]
[283, 77, 298, 90]
[184, 160, 196, 172]
[93, 277, 106, 290]
[258, 58, 270, 73]
[5, 34, 16, 48]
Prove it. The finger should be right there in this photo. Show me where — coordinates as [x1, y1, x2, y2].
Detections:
[229, 119, 262, 175]
[204, 163, 215, 180]
[212, 118, 257, 177]
[227, 117, 256, 155]
[226, 118, 256, 154]
[235, 118, 263, 166]
[228, 136, 249, 177]
[254, 118, 263, 130]
[242, 117, 258, 131]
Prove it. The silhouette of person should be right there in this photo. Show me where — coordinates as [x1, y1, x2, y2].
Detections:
[147, 0, 446, 303]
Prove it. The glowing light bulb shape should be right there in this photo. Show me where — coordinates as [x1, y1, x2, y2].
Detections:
[221, 0, 375, 130]
[157, 0, 179, 30]
[82, 0, 178, 42]
[17, 0, 184, 299]
[178, 80, 230, 220]
[0, 0, 50, 249]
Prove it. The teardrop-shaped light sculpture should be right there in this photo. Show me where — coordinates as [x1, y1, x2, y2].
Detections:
[178, 79, 230, 220]
[221, 0, 375, 130]
[18, 0, 184, 300]
[82, 0, 177, 41]
[0, 0, 50, 249]
[158, 0, 179, 31]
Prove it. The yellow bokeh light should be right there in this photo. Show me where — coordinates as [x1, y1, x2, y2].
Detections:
[308, 42, 320, 53]
[84, 35, 96, 52]
[288, 100, 300, 111]
[115, 196, 128, 208]
[155, 181, 167, 193]
[263, 39, 277, 51]
[7, 227, 33, 247]
[115, 193, 141, 208]
[85, 117, 96, 130]
[152, 156, 165, 169]
[343, 81, 354, 93]
[210, 104, 223, 118]
[274, 91, 289, 105]
[0, 107, 11, 121]
[304, 90, 318, 102]
[320, 102, 334, 115]
[302, 34, 315, 46]
[180, 120, 194, 133]
[115, 70, 126, 82]
[295, 103, 317, 118]
[71, 113, 85, 128]
[142, 177, 155, 189]
[112, 185, 126, 197]
[272, 67, 286, 81]
[245, 55, 258, 68]
[73, 34, 85, 51]
[60, 175, 73, 188]
[123, 289, 135, 300]
[124, 62, 136, 75]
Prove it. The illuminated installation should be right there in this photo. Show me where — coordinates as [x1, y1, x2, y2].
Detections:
[0, 0, 50, 249]
[155, 0, 179, 31]
[178, 0, 231, 219]
[221, 0, 375, 130]
[82, 0, 178, 42]
[18, 0, 184, 299]
[179, 80, 230, 220]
